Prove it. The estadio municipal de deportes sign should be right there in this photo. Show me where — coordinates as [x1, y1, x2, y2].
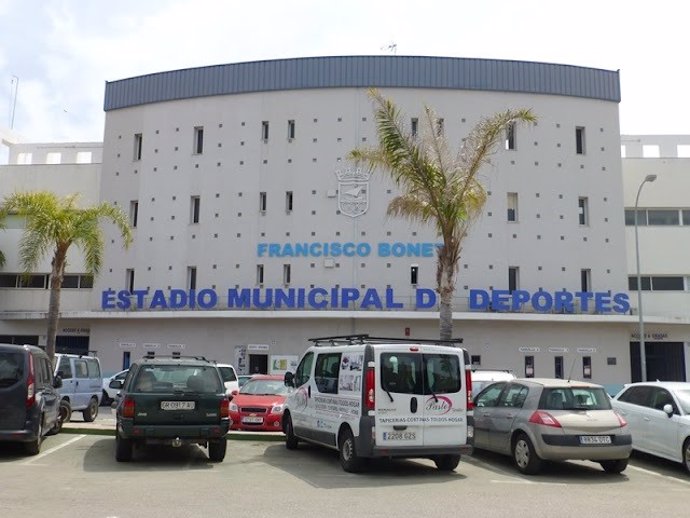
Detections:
[101, 287, 631, 314]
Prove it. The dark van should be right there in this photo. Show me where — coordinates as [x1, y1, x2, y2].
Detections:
[0, 343, 63, 455]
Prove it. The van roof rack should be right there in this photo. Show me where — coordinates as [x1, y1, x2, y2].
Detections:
[308, 334, 463, 347]
[143, 351, 208, 361]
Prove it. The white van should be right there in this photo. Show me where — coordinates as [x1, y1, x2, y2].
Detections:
[282, 334, 474, 472]
[53, 354, 102, 422]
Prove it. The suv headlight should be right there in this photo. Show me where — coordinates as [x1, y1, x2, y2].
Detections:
[229, 402, 238, 412]
[271, 403, 285, 414]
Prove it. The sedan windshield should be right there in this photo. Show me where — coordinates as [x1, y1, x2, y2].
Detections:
[240, 379, 288, 395]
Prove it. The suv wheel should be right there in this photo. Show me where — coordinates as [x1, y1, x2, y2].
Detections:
[512, 433, 542, 475]
[338, 428, 364, 473]
[82, 397, 99, 422]
[284, 413, 298, 450]
[208, 439, 227, 462]
[115, 430, 133, 462]
[47, 400, 71, 436]
[434, 454, 461, 472]
[25, 417, 43, 456]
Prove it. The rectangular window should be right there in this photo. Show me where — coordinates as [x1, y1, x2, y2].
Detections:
[259, 192, 267, 212]
[578, 197, 588, 225]
[134, 133, 143, 161]
[582, 356, 592, 379]
[554, 356, 564, 379]
[410, 265, 419, 285]
[126, 269, 135, 292]
[647, 209, 680, 225]
[581, 269, 591, 292]
[19, 275, 47, 288]
[471, 355, 481, 367]
[628, 276, 652, 291]
[525, 356, 535, 378]
[62, 275, 79, 288]
[411, 118, 418, 137]
[283, 264, 291, 285]
[507, 192, 518, 222]
[76, 151, 92, 164]
[194, 126, 204, 154]
[190, 196, 200, 224]
[505, 122, 516, 150]
[651, 276, 684, 291]
[314, 352, 342, 394]
[261, 121, 269, 141]
[682, 210, 690, 225]
[436, 118, 444, 136]
[0, 274, 17, 288]
[285, 191, 293, 212]
[575, 127, 585, 155]
[79, 275, 94, 288]
[46, 152, 61, 164]
[287, 120, 295, 140]
[625, 209, 647, 226]
[129, 200, 138, 228]
[508, 267, 519, 293]
[256, 264, 264, 285]
[187, 266, 197, 291]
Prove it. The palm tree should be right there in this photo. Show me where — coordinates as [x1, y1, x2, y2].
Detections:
[0, 191, 132, 360]
[349, 89, 536, 340]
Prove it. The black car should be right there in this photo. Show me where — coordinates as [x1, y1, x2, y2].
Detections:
[110, 353, 230, 462]
[0, 343, 64, 455]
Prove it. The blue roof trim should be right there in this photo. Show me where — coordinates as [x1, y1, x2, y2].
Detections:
[104, 56, 620, 111]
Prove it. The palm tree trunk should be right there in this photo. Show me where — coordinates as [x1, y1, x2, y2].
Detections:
[437, 249, 457, 341]
[46, 248, 67, 361]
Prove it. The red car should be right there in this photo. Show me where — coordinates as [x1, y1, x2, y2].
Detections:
[229, 375, 288, 431]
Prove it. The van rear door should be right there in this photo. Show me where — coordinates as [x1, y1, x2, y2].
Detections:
[422, 350, 468, 446]
[375, 349, 425, 448]
[0, 350, 27, 431]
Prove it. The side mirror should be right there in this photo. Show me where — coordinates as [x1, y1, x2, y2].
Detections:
[284, 371, 295, 387]
[57, 370, 64, 378]
[109, 379, 124, 389]
[663, 403, 674, 417]
[53, 375, 63, 389]
[231, 389, 239, 396]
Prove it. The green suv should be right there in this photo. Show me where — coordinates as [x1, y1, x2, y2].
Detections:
[110, 354, 230, 462]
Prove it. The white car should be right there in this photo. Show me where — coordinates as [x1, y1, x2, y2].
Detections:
[101, 369, 129, 405]
[471, 369, 516, 396]
[216, 364, 239, 396]
[611, 381, 690, 472]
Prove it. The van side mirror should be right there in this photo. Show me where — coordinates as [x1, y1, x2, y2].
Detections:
[109, 379, 124, 389]
[663, 403, 674, 417]
[284, 371, 294, 387]
[53, 375, 63, 389]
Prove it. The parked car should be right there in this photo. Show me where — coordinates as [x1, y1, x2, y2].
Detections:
[229, 375, 287, 431]
[472, 378, 632, 474]
[611, 381, 690, 473]
[471, 368, 516, 396]
[283, 334, 473, 473]
[53, 353, 102, 422]
[101, 369, 129, 406]
[110, 353, 230, 462]
[216, 363, 239, 397]
[0, 343, 64, 455]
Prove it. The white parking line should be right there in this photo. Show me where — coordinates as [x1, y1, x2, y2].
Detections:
[21, 435, 86, 465]
[627, 464, 690, 486]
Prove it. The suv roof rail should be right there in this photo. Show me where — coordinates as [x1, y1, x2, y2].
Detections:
[142, 351, 208, 361]
[308, 334, 463, 347]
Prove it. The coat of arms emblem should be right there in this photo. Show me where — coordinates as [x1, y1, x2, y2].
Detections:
[336, 167, 370, 217]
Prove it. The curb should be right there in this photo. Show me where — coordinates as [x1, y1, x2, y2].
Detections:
[61, 425, 285, 442]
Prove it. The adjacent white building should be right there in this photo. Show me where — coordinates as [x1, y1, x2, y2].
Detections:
[1, 56, 688, 393]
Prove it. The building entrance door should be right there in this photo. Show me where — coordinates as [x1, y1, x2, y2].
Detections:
[630, 341, 686, 382]
[249, 354, 268, 374]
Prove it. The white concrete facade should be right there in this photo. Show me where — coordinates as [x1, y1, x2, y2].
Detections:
[1, 57, 687, 393]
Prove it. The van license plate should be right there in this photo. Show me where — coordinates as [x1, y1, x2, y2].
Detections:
[579, 435, 611, 445]
[161, 401, 195, 410]
[383, 432, 416, 441]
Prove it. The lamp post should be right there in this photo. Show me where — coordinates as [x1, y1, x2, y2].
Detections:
[634, 174, 657, 382]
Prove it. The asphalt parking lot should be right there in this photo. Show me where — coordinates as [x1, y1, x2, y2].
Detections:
[1, 432, 689, 518]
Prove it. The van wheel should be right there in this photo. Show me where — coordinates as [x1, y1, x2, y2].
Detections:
[115, 430, 133, 462]
[434, 454, 461, 472]
[25, 418, 43, 456]
[600, 459, 628, 474]
[512, 433, 542, 475]
[284, 414, 298, 450]
[208, 439, 227, 462]
[47, 400, 71, 436]
[338, 428, 363, 473]
[82, 397, 99, 422]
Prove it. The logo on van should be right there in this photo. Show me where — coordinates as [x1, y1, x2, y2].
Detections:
[294, 387, 309, 410]
[425, 395, 452, 414]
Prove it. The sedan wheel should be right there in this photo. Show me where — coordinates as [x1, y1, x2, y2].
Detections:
[512, 433, 542, 475]
[683, 438, 690, 474]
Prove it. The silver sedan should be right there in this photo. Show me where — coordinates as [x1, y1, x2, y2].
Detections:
[473, 378, 632, 474]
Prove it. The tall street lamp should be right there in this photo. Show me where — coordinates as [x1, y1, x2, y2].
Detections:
[634, 174, 657, 382]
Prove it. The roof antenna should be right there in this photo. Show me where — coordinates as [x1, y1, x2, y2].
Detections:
[381, 42, 397, 55]
[566, 357, 577, 383]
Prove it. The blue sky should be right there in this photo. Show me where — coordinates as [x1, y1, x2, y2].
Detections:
[2, 0, 688, 142]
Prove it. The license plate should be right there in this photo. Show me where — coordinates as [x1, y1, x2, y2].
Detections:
[382, 431, 416, 441]
[160, 401, 195, 411]
[242, 416, 264, 424]
[579, 435, 611, 445]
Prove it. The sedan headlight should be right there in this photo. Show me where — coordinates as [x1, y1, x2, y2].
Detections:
[229, 402, 238, 412]
[271, 403, 285, 414]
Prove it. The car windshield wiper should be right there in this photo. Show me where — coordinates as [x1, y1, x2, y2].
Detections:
[382, 385, 394, 402]
[428, 386, 439, 403]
